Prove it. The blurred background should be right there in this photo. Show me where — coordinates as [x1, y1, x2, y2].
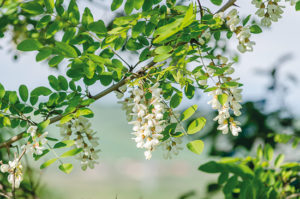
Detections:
[0, 0, 300, 198]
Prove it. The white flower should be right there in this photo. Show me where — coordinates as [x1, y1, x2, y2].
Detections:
[217, 121, 229, 134]
[162, 137, 183, 159]
[0, 164, 9, 173]
[198, 79, 207, 86]
[230, 120, 242, 136]
[1, 158, 23, 188]
[144, 150, 152, 160]
[57, 116, 100, 170]
[27, 126, 37, 137]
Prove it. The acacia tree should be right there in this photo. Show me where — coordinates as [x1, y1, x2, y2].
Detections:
[0, 0, 299, 198]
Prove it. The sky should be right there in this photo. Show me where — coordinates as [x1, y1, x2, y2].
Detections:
[0, 0, 299, 113]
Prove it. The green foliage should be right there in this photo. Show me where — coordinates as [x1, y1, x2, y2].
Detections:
[40, 158, 57, 169]
[59, 163, 73, 174]
[186, 140, 204, 155]
[210, 0, 223, 6]
[180, 105, 198, 121]
[17, 39, 42, 51]
[296, 1, 300, 11]
[199, 144, 300, 199]
[187, 117, 206, 134]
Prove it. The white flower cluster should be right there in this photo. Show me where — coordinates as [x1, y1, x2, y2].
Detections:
[57, 116, 100, 170]
[225, 9, 256, 53]
[119, 83, 183, 160]
[128, 83, 166, 160]
[22, 126, 48, 155]
[207, 57, 243, 136]
[199, 29, 212, 45]
[162, 137, 183, 159]
[0, 158, 23, 188]
[252, 0, 284, 27]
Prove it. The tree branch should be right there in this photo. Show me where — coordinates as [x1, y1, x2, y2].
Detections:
[216, 0, 237, 13]
[0, 61, 156, 149]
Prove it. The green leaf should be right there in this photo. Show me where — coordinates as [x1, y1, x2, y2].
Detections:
[19, 85, 28, 102]
[264, 144, 273, 161]
[296, 1, 300, 11]
[154, 46, 173, 54]
[88, 20, 107, 34]
[48, 75, 60, 91]
[82, 7, 94, 27]
[44, 0, 54, 13]
[58, 75, 68, 91]
[59, 163, 73, 174]
[142, 0, 153, 11]
[199, 161, 221, 173]
[33, 149, 50, 160]
[17, 39, 42, 51]
[170, 93, 182, 108]
[55, 42, 78, 58]
[21, 1, 44, 15]
[31, 87, 52, 97]
[187, 117, 206, 134]
[210, 0, 223, 6]
[3, 117, 11, 127]
[67, 0, 80, 24]
[132, 21, 146, 38]
[243, 15, 251, 26]
[49, 55, 64, 66]
[60, 114, 73, 124]
[153, 4, 194, 43]
[180, 3, 195, 28]
[36, 48, 52, 62]
[38, 119, 50, 130]
[124, 0, 134, 15]
[111, 0, 123, 11]
[54, 140, 75, 149]
[186, 140, 204, 155]
[250, 25, 262, 34]
[46, 21, 61, 39]
[75, 108, 93, 117]
[60, 148, 83, 158]
[99, 73, 113, 86]
[153, 54, 171, 62]
[9, 91, 18, 104]
[274, 154, 284, 168]
[40, 158, 57, 169]
[0, 83, 5, 99]
[218, 172, 229, 184]
[217, 93, 228, 106]
[184, 84, 195, 99]
[223, 175, 238, 194]
[180, 105, 198, 121]
[134, 0, 144, 9]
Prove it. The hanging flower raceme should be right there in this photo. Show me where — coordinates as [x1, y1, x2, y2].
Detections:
[206, 56, 243, 136]
[22, 126, 48, 155]
[119, 82, 183, 160]
[220, 9, 256, 53]
[0, 158, 23, 188]
[162, 137, 183, 159]
[57, 116, 100, 170]
[251, 0, 285, 27]
[128, 83, 166, 160]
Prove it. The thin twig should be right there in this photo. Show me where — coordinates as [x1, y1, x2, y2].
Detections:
[196, 0, 203, 19]
[216, 0, 237, 13]
[0, 192, 11, 199]
[286, 193, 300, 199]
